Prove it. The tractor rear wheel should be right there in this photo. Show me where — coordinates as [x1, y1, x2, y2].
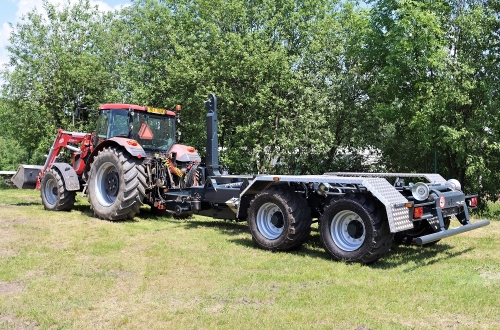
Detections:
[40, 168, 76, 211]
[247, 186, 312, 251]
[88, 147, 147, 220]
[319, 193, 393, 264]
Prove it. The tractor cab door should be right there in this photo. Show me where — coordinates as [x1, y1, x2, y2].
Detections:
[94, 110, 132, 146]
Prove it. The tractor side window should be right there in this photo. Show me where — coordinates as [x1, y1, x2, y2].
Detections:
[96, 110, 110, 139]
[111, 111, 130, 137]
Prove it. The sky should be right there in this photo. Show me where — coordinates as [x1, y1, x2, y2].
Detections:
[0, 0, 131, 72]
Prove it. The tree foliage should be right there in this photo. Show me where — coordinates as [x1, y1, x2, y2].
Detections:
[365, 0, 500, 200]
[1, 0, 117, 161]
[1, 0, 499, 204]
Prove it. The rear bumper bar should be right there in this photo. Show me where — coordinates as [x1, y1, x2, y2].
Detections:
[414, 220, 490, 246]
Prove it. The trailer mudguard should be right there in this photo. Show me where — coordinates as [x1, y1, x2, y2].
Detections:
[51, 162, 80, 191]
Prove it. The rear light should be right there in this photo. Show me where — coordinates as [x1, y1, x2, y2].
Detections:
[127, 140, 139, 146]
[413, 207, 424, 219]
[439, 196, 446, 209]
[468, 197, 478, 207]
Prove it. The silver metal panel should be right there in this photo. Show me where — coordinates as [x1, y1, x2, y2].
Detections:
[327, 172, 446, 185]
[0, 171, 16, 175]
[360, 178, 413, 232]
[226, 197, 239, 214]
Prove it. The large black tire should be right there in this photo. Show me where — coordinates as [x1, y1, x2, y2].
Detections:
[393, 217, 451, 247]
[319, 193, 393, 264]
[88, 147, 147, 220]
[40, 168, 76, 211]
[247, 186, 312, 251]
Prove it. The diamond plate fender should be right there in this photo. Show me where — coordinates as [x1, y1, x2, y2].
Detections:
[360, 178, 413, 232]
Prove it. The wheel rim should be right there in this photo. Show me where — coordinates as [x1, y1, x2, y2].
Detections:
[95, 162, 119, 206]
[256, 202, 284, 239]
[43, 177, 58, 206]
[330, 210, 366, 251]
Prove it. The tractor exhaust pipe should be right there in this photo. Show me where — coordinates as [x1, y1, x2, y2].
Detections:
[205, 94, 220, 176]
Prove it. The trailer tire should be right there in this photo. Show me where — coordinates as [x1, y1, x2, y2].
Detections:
[88, 147, 147, 220]
[319, 193, 393, 264]
[247, 186, 312, 251]
[40, 168, 76, 211]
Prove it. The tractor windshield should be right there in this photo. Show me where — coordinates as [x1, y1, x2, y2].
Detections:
[131, 112, 176, 151]
[95, 109, 176, 152]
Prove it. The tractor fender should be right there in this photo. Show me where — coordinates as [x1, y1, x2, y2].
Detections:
[83, 138, 146, 179]
[51, 162, 80, 191]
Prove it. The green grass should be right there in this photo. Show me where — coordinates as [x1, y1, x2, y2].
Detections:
[0, 189, 499, 329]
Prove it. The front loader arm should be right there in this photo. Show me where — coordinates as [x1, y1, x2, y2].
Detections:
[35, 129, 92, 190]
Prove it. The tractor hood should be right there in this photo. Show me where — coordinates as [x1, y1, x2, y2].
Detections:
[170, 144, 201, 163]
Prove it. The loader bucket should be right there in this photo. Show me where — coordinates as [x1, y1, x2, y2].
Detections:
[11, 165, 43, 189]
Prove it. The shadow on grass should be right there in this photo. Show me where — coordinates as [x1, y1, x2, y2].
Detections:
[69, 203, 474, 266]
[14, 201, 41, 206]
[184, 219, 475, 266]
[72, 204, 174, 223]
[373, 244, 474, 270]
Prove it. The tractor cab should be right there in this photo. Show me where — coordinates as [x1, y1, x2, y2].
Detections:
[96, 104, 178, 153]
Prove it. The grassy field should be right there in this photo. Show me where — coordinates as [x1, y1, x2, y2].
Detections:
[0, 189, 499, 330]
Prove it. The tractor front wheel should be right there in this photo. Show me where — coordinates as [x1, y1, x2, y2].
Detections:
[319, 193, 393, 264]
[40, 168, 76, 211]
[88, 147, 146, 220]
[247, 186, 312, 251]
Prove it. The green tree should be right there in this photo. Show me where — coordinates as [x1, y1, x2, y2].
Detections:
[117, 0, 375, 174]
[1, 0, 118, 161]
[365, 0, 500, 202]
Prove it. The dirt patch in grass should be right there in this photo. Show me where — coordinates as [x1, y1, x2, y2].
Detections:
[0, 313, 39, 330]
[479, 271, 500, 280]
[0, 282, 24, 295]
[0, 249, 17, 257]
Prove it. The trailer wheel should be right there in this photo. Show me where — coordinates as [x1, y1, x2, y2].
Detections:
[247, 186, 312, 251]
[319, 193, 393, 264]
[393, 217, 451, 247]
[88, 147, 147, 220]
[40, 168, 76, 211]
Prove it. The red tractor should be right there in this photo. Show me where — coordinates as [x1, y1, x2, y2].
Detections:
[12, 101, 202, 220]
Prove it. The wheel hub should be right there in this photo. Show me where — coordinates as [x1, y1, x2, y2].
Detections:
[330, 210, 366, 251]
[104, 171, 119, 197]
[270, 212, 284, 228]
[347, 220, 364, 239]
[256, 202, 285, 240]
